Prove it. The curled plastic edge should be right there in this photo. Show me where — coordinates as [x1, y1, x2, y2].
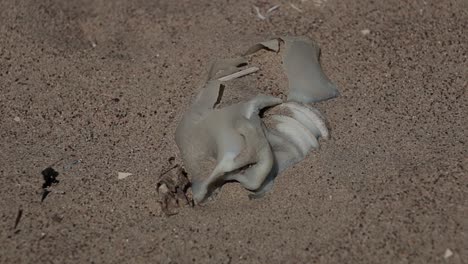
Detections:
[244, 36, 340, 103]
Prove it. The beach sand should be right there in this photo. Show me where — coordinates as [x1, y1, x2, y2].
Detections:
[0, 0, 467, 263]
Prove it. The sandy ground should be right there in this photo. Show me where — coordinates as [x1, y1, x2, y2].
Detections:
[1, 0, 467, 263]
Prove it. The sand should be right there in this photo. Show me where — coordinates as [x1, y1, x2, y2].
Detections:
[0, 0, 467, 263]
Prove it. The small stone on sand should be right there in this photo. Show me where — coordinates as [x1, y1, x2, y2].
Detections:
[14, 116, 21, 122]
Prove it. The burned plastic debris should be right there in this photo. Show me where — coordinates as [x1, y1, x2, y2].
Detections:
[41, 167, 59, 202]
[174, 36, 339, 204]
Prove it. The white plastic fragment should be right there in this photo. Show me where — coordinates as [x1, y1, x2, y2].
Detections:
[253, 5, 280, 20]
[361, 29, 371, 35]
[118, 172, 133, 180]
[217, 67, 259, 82]
[253, 6, 266, 20]
[176, 36, 339, 203]
[282, 102, 329, 139]
[313, 0, 326, 7]
[244, 36, 340, 103]
[281, 36, 340, 103]
[244, 39, 280, 55]
[272, 115, 319, 155]
[266, 5, 281, 14]
[14, 116, 21, 122]
[290, 3, 303, 12]
[264, 103, 329, 174]
[444, 249, 453, 259]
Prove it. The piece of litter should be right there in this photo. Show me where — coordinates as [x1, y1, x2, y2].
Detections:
[14, 116, 20, 122]
[313, 0, 325, 7]
[14, 208, 23, 229]
[63, 159, 81, 171]
[175, 36, 339, 204]
[41, 167, 59, 202]
[158, 183, 170, 195]
[361, 29, 371, 35]
[253, 6, 266, 20]
[444, 249, 453, 259]
[290, 3, 303, 12]
[266, 5, 281, 14]
[254, 5, 280, 20]
[217, 67, 259, 82]
[118, 172, 133, 180]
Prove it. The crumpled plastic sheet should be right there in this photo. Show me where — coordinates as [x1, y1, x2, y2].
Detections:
[174, 36, 339, 204]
